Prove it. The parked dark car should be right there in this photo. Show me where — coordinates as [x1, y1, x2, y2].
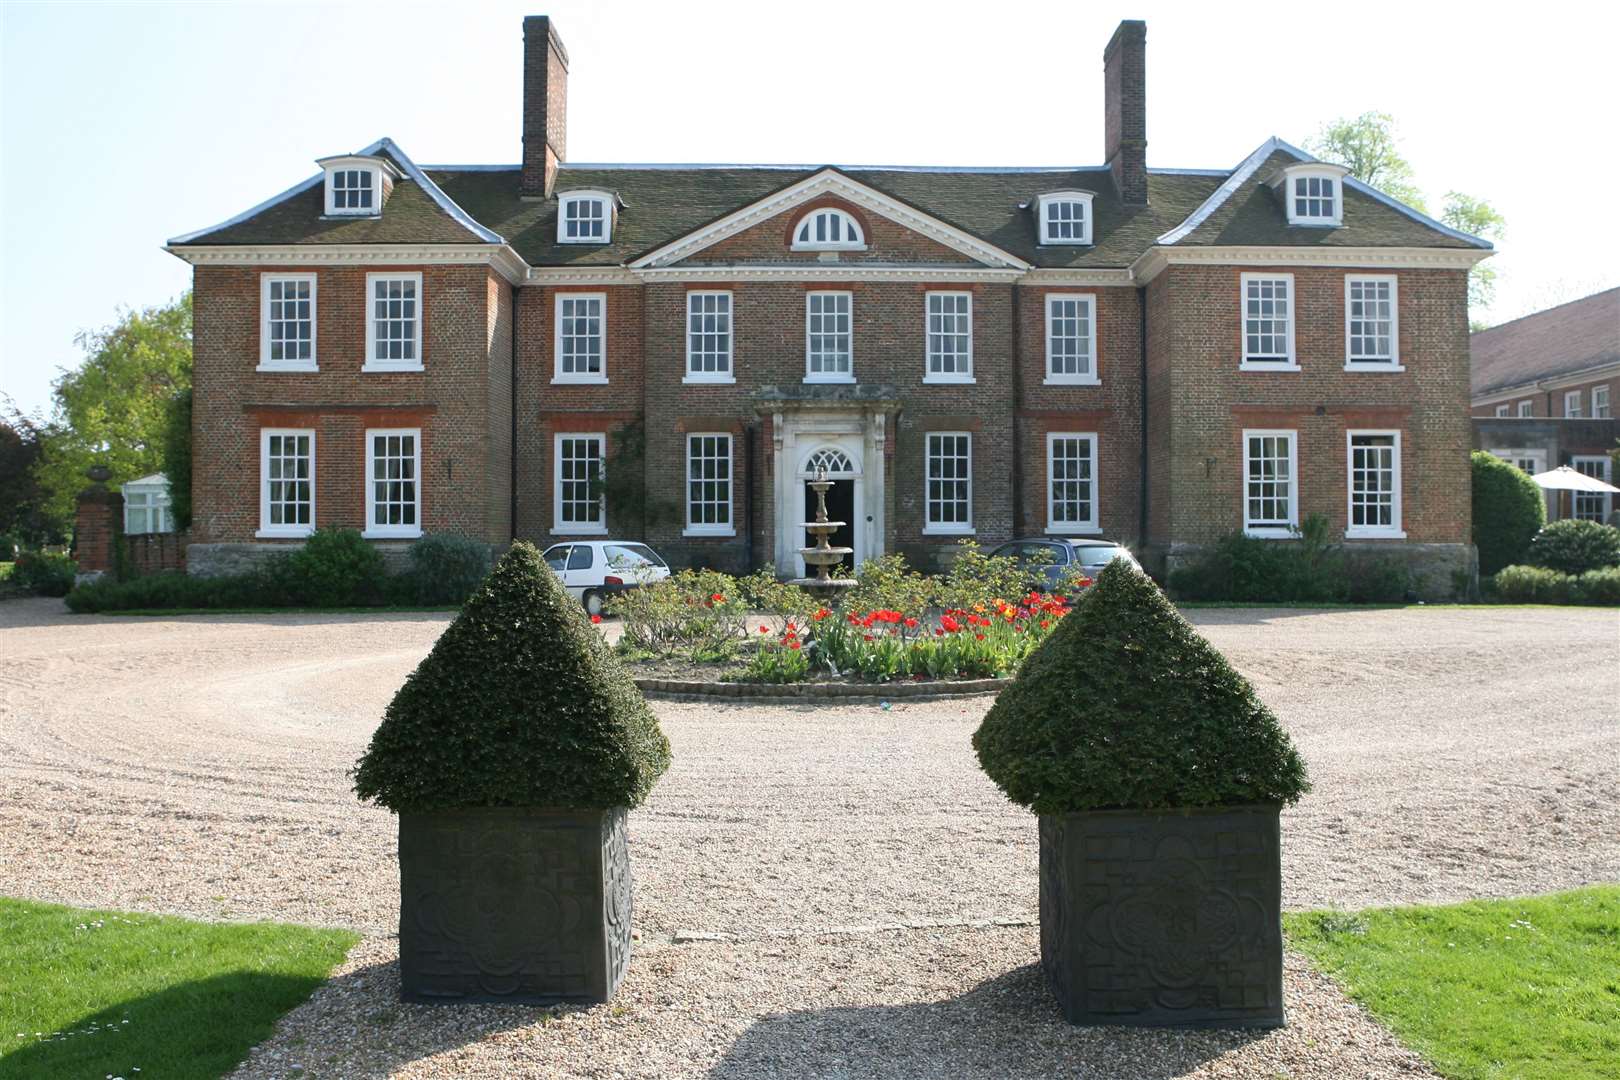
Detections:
[988, 538, 1140, 591]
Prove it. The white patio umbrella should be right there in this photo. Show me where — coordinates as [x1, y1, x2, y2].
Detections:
[1529, 465, 1620, 493]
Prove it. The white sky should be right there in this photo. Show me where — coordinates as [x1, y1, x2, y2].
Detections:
[3, 0, 1616, 418]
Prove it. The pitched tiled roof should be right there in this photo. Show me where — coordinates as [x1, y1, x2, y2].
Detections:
[1470, 288, 1620, 397]
[170, 137, 1488, 266]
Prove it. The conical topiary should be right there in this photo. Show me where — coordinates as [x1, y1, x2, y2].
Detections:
[973, 559, 1308, 814]
[353, 541, 671, 812]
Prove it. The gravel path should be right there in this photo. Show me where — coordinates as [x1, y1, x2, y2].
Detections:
[1, 596, 1615, 1077]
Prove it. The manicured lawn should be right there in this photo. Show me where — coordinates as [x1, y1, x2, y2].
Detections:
[1286, 886, 1620, 1080]
[0, 897, 357, 1080]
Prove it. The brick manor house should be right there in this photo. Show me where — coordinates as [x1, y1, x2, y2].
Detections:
[167, 17, 1492, 588]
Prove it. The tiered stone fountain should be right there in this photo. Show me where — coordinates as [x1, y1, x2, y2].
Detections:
[787, 467, 857, 602]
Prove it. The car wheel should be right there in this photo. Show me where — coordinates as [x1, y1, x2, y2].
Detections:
[583, 590, 605, 617]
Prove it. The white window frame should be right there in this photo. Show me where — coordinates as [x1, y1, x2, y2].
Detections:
[683, 433, 735, 537]
[923, 291, 974, 384]
[258, 273, 318, 372]
[557, 190, 613, 244]
[1242, 428, 1299, 538]
[1345, 430, 1405, 540]
[1280, 165, 1344, 227]
[1594, 385, 1611, 419]
[923, 432, 974, 536]
[1240, 273, 1299, 371]
[790, 208, 866, 251]
[323, 161, 383, 217]
[1045, 432, 1099, 535]
[1518, 400, 1534, 418]
[1344, 274, 1402, 370]
[1036, 191, 1095, 246]
[122, 485, 174, 535]
[257, 428, 315, 539]
[1494, 404, 1511, 418]
[1564, 389, 1582, 417]
[363, 427, 423, 540]
[683, 291, 735, 384]
[362, 271, 424, 373]
[552, 432, 606, 536]
[1570, 456, 1613, 523]
[1044, 293, 1100, 386]
[553, 292, 608, 385]
[804, 291, 854, 383]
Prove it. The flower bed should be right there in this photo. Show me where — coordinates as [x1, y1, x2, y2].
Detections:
[608, 545, 1090, 686]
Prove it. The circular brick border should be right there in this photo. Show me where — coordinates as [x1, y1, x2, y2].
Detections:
[633, 676, 1006, 704]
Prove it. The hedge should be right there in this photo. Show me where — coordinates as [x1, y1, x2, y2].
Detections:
[1472, 451, 1546, 576]
[1494, 565, 1620, 605]
[973, 559, 1309, 814]
[352, 542, 671, 811]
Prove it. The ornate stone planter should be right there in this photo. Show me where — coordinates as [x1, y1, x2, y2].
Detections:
[1039, 804, 1283, 1028]
[397, 807, 632, 1005]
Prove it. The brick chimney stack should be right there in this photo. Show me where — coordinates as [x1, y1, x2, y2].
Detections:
[1103, 20, 1148, 205]
[521, 16, 569, 199]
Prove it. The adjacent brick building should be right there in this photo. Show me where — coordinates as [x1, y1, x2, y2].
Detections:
[167, 16, 1492, 591]
[1470, 288, 1619, 523]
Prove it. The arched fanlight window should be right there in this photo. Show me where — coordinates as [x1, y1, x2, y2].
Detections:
[802, 448, 856, 475]
[792, 208, 866, 250]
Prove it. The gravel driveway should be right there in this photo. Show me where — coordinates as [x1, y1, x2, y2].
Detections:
[1, 596, 1615, 1078]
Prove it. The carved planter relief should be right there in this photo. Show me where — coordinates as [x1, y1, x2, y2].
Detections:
[1039, 805, 1284, 1028]
[397, 807, 632, 1005]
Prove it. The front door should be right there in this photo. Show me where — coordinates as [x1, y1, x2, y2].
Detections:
[803, 478, 856, 576]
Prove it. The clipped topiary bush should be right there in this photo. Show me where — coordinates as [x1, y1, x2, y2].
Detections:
[1472, 451, 1546, 576]
[1525, 519, 1620, 576]
[974, 559, 1308, 814]
[352, 541, 670, 812]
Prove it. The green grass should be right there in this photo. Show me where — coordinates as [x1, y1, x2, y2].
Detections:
[0, 897, 358, 1080]
[1286, 886, 1620, 1080]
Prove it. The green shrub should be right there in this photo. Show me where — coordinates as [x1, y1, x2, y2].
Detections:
[1472, 451, 1546, 575]
[0, 533, 17, 562]
[973, 560, 1309, 813]
[608, 570, 746, 657]
[352, 542, 671, 812]
[1168, 514, 1350, 603]
[1525, 519, 1620, 576]
[12, 551, 76, 597]
[1345, 557, 1412, 604]
[399, 532, 492, 605]
[162, 388, 193, 531]
[841, 553, 934, 616]
[267, 528, 386, 607]
[936, 541, 1029, 612]
[64, 570, 269, 613]
[1494, 564, 1620, 605]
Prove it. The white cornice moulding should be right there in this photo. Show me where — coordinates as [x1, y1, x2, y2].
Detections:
[1131, 245, 1491, 285]
[635, 265, 1023, 284]
[628, 168, 1032, 272]
[1020, 268, 1135, 287]
[165, 243, 529, 285]
[527, 267, 641, 286]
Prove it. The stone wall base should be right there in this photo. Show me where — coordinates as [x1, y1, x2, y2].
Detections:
[187, 541, 416, 578]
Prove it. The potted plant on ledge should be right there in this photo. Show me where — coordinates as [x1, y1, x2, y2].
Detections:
[353, 541, 671, 1005]
[973, 559, 1308, 1028]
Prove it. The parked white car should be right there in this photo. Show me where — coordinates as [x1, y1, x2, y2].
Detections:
[541, 540, 671, 616]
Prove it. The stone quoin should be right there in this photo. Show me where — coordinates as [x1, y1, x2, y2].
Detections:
[166, 16, 1492, 590]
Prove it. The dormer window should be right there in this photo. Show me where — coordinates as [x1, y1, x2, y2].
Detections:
[1036, 192, 1094, 246]
[792, 208, 865, 251]
[318, 155, 397, 218]
[558, 190, 614, 244]
[1273, 163, 1348, 227]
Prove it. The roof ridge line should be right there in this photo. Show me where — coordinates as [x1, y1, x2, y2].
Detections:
[1155, 137, 1283, 246]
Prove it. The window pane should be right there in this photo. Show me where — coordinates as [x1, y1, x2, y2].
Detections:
[1048, 436, 1095, 527]
[926, 434, 971, 527]
[686, 435, 732, 528]
[1047, 297, 1093, 377]
[558, 436, 604, 525]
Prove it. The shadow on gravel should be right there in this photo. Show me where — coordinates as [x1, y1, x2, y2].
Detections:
[708, 963, 1267, 1080]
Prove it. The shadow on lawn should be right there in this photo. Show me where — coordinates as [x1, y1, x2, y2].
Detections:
[0, 970, 328, 1080]
[707, 963, 1267, 1080]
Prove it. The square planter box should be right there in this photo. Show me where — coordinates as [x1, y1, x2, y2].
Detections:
[397, 807, 632, 1005]
[1039, 804, 1283, 1028]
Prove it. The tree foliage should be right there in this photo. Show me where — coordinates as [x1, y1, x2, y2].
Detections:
[161, 388, 193, 531]
[1306, 111, 1428, 211]
[973, 560, 1309, 814]
[0, 400, 57, 546]
[353, 542, 671, 812]
[33, 294, 193, 532]
[1307, 112, 1504, 318]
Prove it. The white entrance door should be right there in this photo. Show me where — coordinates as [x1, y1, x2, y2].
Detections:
[796, 444, 861, 576]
